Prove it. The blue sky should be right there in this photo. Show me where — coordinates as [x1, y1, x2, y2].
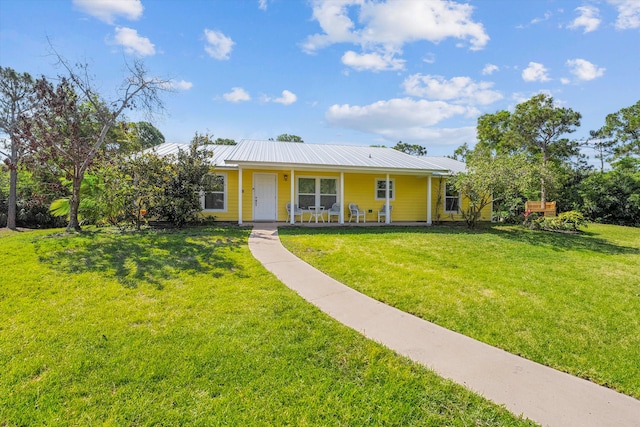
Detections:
[1, 0, 639, 158]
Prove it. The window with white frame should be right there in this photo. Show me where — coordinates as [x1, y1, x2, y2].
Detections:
[445, 182, 460, 212]
[375, 178, 395, 200]
[202, 173, 227, 211]
[297, 177, 337, 209]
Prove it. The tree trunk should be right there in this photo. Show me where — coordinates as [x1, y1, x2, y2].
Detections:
[540, 152, 548, 210]
[7, 161, 17, 230]
[67, 174, 83, 232]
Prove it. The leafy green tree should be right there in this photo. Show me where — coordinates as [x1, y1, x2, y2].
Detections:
[0, 67, 37, 230]
[585, 129, 617, 172]
[599, 100, 639, 159]
[392, 141, 427, 156]
[115, 151, 173, 229]
[214, 137, 237, 145]
[449, 143, 471, 162]
[552, 153, 593, 213]
[49, 174, 105, 226]
[275, 134, 304, 143]
[452, 152, 533, 228]
[475, 110, 513, 155]
[154, 134, 215, 228]
[17, 57, 167, 232]
[476, 94, 581, 207]
[579, 157, 640, 226]
[135, 121, 165, 149]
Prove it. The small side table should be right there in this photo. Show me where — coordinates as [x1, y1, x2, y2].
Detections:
[308, 206, 325, 223]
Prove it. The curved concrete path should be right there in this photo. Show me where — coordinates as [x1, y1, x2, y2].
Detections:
[249, 223, 640, 427]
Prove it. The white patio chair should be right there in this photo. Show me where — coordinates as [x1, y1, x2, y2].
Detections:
[327, 203, 341, 222]
[378, 204, 393, 223]
[286, 202, 304, 223]
[348, 203, 366, 223]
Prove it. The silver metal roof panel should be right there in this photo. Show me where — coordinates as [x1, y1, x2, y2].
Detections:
[146, 140, 466, 174]
[227, 139, 461, 172]
[143, 143, 238, 168]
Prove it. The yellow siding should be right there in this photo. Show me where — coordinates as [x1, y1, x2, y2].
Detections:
[431, 177, 492, 222]
[342, 173, 428, 222]
[203, 168, 491, 223]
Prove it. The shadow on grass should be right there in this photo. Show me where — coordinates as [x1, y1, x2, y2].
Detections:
[34, 227, 248, 289]
[487, 226, 639, 255]
[278, 223, 639, 256]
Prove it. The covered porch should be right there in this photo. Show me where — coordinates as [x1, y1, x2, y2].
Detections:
[235, 167, 443, 226]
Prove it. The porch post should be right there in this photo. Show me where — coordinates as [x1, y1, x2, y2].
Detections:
[385, 173, 390, 224]
[238, 166, 243, 225]
[427, 174, 432, 225]
[340, 171, 344, 224]
[290, 169, 295, 224]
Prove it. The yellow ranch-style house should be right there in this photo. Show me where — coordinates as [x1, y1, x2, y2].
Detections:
[152, 139, 492, 225]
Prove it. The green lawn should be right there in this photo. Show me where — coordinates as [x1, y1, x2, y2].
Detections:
[279, 223, 640, 399]
[0, 227, 536, 426]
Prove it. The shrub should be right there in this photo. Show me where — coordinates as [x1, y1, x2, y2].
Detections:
[525, 210, 586, 232]
[555, 210, 587, 231]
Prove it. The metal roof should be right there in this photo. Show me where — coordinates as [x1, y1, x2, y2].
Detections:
[144, 143, 237, 168]
[227, 139, 464, 173]
[147, 140, 466, 174]
[420, 156, 467, 174]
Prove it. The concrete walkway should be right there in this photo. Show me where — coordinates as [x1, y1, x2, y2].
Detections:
[248, 223, 640, 427]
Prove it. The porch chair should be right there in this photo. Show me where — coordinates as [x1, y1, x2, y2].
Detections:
[327, 203, 341, 222]
[378, 204, 393, 223]
[348, 203, 366, 223]
[286, 202, 304, 223]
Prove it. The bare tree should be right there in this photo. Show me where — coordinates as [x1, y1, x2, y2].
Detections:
[17, 55, 169, 232]
[0, 67, 36, 230]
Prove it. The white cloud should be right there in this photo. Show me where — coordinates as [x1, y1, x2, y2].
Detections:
[568, 6, 601, 33]
[223, 87, 251, 102]
[422, 53, 436, 64]
[273, 90, 298, 105]
[403, 74, 502, 105]
[341, 50, 405, 71]
[390, 126, 477, 146]
[482, 64, 499, 75]
[73, 0, 143, 24]
[159, 80, 192, 90]
[325, 98, 477, 144]
[258, 0, 268, 10]
[204, 29, 234, 60]
[302, 0, 489, 69]
[608, 0, 640, 29]
[560, 77, 571, 85]
[530, 11, 552, 25]
[522, 62, 550, 82]
[167, 80, 193, 90]
[566, 58, 605, 81]
[113, 27, 155, 56]
[325, 98, 472, 134]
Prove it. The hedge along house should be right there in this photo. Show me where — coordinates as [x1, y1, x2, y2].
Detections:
[154, 139, 492, 225]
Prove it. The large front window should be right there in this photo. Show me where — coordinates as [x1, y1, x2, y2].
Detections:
[202, 173, 226, 211]
[375, 178, 395, 200]
[445, 182, 460, 212]
[298, 177, 337, 209]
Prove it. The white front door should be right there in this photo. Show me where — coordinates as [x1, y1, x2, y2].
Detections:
[253, 173, 277, 221]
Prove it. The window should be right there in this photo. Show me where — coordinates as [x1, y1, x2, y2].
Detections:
[375, 178, 395, 200]
[202, 173, 226, 211]
[445, 182, 460, 212]
[297, 177, 337, 209]
[320, 178, 337, 207]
